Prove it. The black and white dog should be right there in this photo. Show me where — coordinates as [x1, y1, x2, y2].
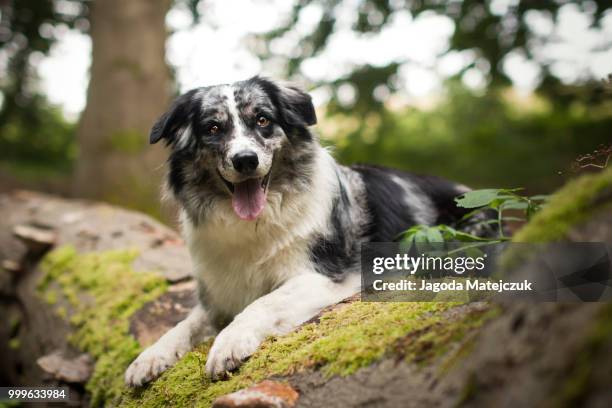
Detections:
[125, 77, 476, 386]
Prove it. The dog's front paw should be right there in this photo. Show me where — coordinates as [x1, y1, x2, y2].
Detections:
[205, 326, 262, 381]
[125, 344, 180, 387]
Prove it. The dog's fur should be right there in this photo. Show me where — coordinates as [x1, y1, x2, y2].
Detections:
[125, 77, 478, 386]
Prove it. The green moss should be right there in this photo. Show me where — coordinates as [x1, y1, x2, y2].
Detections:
[435, 307, 499, 375]
[8, 314, 20, 335]
[108, 130, 146, 154]
[55, 306, 68, 319]
[112, 58, 145, 81]
[456, 373, 479, 407]
[8, 338, 20, 350]
[0, 401, 22, 408]
[36, 249, 496, 407]
[119, 302, 493, 407]
[513, 167, 612, 242]
[499, 168, 612, 271]
[439, 335, 477, 377]
[44, 290, 58, 305]
[8, 312, 22, 350]
[38, 246, 167, 406]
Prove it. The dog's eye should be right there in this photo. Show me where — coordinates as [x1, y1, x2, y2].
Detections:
[209, 124, 220, 135]
[256, 116, 270, 128]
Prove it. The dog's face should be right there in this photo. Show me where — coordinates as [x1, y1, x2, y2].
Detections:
[151, 77, 317, 222]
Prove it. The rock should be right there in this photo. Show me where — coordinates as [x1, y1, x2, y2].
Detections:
[129, 280, 197, 347]
[37, 351, 94, 384]
[132, 241, 192, 283]
[1, 259, 22, 273]
[13, 224, 57, 256]
[212, 380, 299, 408]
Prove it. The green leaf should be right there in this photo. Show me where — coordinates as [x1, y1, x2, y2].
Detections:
[455, 189, 504, 208]
[438, 225, 458, 240]
[413, 230, 428, 242]
[455, 188, 521, 209]
[414, 230, 430, 254]
[500, 199, 528, 211]
[399, 225, 421, 242]
[425, 226, 444, 243]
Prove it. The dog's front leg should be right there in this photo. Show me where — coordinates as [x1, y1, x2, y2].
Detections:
[205, 272, 359, 380]
[125, 305, 214, 387]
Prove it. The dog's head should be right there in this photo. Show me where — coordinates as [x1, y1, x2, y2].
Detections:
[151, 77, 317, 222]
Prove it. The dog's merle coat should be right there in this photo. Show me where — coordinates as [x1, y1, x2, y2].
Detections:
[125, 77, 478, 386]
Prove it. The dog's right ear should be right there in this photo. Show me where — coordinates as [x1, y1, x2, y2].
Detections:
[150, 90, 197, 145]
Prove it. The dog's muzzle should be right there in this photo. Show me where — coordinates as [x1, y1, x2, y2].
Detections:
[218, 168, 272, 221]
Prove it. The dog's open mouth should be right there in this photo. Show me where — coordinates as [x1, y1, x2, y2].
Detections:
[219, 171, 271, 221]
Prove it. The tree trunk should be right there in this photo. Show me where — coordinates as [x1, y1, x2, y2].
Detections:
[74, 0, 172, 217]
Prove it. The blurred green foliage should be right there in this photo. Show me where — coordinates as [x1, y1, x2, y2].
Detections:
[0, 93, 75, 174]
[262, 0, 612, 193]
[322, 82, 612, 192]
[0, 0, 84, 177]
[0, 0, 610, 197]
[258, 0, 611, 110]
[0, 0, 196, 178]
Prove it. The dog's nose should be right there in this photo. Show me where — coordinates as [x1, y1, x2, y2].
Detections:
[231, 151, 259, 174]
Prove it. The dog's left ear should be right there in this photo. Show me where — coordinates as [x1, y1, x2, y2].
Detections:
[150, 90, 197, 145]
[276, 84, 317, 128]
[254, 77, 317, 130]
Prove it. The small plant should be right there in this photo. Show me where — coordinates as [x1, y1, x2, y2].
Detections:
[455, 188, 548, 238]
[402, 188, 548, 247]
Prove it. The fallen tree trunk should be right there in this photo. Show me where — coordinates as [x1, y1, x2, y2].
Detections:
[0, 191, 196, 405]
[1, 167, 612, 407]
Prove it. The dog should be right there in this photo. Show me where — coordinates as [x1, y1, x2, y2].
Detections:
[124, 77, 480, 386]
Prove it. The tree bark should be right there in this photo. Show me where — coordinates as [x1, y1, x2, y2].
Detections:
[74, 0, 172, 215]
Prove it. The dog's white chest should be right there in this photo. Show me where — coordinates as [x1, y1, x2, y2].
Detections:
[184, 215, 312, 317]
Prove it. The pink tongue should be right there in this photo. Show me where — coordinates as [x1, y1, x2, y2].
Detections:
[232, 179, 267, 221]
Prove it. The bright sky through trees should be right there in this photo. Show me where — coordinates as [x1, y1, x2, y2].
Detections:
[34, 0, 612, 118]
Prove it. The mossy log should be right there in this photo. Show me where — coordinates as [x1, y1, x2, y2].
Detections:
[1, 169, 612, 408]
[0, 191, 196, 405]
